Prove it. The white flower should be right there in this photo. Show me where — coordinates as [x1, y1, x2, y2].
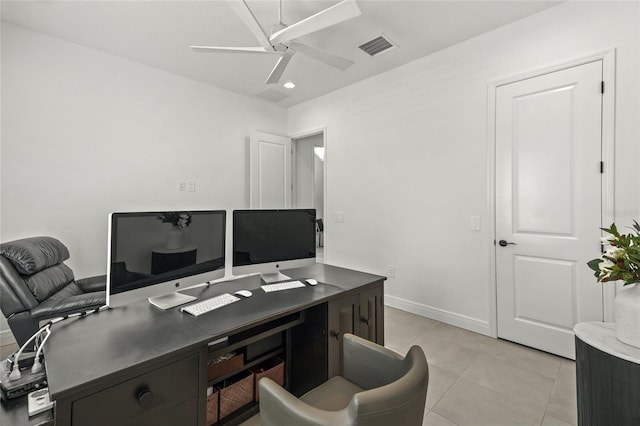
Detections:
[605, 246, 622, 259]
[598, 259, 615, 279]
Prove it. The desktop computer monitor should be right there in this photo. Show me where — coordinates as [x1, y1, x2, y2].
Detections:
[232, 209, 316, 283]
[107, 210, 226, 309]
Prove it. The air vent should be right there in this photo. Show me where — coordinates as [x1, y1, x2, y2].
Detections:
[358, 35, 396, 57]
[255, 88, 290, 102]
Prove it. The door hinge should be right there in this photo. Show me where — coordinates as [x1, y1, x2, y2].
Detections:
[601, 81, 605, 94]
[600, 161, 604, 173]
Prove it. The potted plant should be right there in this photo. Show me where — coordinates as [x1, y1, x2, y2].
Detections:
[587, 220, 640, 348]
[157, 212, 192, 249]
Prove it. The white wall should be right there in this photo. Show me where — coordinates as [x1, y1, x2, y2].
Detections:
[1, 23, 287, 340]
[288, 1, 640, 334]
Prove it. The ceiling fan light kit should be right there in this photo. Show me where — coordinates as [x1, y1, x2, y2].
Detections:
[190, 0, 361, 85]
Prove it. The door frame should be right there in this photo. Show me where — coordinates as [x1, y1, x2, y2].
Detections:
[486, 49, 616, 338]
[290, 126, 328, 254]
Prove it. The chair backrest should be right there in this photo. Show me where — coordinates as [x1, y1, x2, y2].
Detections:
[0, 237, 75, 312]
[344, 336, 429, 426]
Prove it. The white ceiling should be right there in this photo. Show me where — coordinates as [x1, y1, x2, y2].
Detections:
[0, 0, 562, 107]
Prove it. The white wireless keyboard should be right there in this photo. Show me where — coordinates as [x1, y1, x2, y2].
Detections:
[181, 293, 240, 317]
[261, 280, 306, 293]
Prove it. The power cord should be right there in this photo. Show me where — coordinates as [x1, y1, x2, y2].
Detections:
[30, 326, 51, 374]
[7, 305, 108, 381]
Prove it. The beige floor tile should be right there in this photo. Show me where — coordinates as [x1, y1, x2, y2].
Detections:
[423, 410, 459, 426]
[412, 331, 480, 375]
[461, 353, 555, 411]
[544, 359, 577, 425]
[384, 306, 440, 352]
[425, 363, 458, 409]
[542, 414, 575, 426]
[457, 336, 563, 380]
[0, 342, 19, 359]
[433, 378, 544, 426]
[545, 396, 578, 426]
[553, 360, 576, 400]
[385, 306, 440, 329]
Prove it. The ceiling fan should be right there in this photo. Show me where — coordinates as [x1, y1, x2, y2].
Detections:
[190, 0, 361, 85]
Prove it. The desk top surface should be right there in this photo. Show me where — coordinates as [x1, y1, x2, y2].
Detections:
[44, 263, 384, 400]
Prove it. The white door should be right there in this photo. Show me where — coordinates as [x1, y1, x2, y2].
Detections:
[250, 131, 292, 208]
[495, 60, 604, 359]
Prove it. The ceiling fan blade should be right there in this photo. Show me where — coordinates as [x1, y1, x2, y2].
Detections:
[266, 48, 296, 84]
[287, 41, 354, 71]
[226, 0, 275, 51]
[190, 46, 283, 55]
[269, 0, 361, 45]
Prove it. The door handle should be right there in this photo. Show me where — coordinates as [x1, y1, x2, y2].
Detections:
[498, 240, 516, 247]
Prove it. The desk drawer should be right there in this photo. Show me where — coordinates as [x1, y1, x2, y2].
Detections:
[72, 354, 199, 425]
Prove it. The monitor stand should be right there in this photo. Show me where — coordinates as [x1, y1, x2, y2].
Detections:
[260, 271, 291, 284]
[148, 292, 197, 310]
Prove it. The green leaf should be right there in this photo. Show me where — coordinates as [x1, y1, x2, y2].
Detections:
[587, 259, 601, 271]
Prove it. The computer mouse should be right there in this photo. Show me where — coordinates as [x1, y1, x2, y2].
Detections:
[305, 279, 318, 286]
[235, 290, 253, 298]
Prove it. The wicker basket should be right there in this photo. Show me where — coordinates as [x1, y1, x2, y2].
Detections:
[251, 357, 285, 401]
[206, 386, 218, 426]
[218, 371, 254, 419]
[208, 352, 244, 381]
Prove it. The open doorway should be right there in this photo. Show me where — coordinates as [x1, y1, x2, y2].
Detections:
[292, 132, 325, 263]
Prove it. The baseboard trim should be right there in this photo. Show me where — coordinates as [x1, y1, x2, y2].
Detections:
[0, 329, 17, 347]
[385, 295, 491, 337]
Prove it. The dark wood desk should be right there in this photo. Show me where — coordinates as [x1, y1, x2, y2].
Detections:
[41, 264, 385, 426]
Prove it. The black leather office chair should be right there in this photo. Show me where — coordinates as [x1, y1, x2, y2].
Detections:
[0, 236, 106, 347]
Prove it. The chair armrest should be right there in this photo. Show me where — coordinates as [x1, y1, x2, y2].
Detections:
[259, 378, 351, 426]
[342, 333, 404, 390]
[76, 274, 106, 293]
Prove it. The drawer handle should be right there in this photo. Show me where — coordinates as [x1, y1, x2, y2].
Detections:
[360, 317, 370, 325]
[137, 389, 155, 408]
[330, 331, 341, 341]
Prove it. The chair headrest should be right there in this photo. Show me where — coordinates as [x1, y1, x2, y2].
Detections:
[0, 236, 70, 275]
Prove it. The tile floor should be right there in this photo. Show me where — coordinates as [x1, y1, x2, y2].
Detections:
[0, 340, 18, 360]
[241, 306, 577, 426]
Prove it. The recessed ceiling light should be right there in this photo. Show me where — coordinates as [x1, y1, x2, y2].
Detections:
[283, 81, 296, 89]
